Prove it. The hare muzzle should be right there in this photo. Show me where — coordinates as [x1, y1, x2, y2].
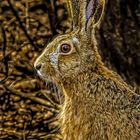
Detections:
[34, 54, 47, 79]
[34, 59, 43, 77]
[34, 62, 42, 71]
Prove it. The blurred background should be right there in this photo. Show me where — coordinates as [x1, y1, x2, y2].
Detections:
[0, 0, 140, 139]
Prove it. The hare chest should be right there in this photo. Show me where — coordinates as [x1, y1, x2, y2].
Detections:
[59, 97, 114, 140]
[59, 94, 140, 140]
[60, 98, 96, 140]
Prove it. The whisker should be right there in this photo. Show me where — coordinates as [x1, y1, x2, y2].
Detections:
[53, 74, 62, 104]
[57, 87, 61, 104]
[46, 81, 49, 89]
[49, 82, 52, 92]
[53, 83, 57, 99]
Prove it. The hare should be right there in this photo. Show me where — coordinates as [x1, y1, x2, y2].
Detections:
[34, 0, 140, 139]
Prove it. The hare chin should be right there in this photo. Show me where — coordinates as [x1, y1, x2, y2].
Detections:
[37, 70, 54, 83]
[39, 72, 58, 87]
[45, 77, 60, 94]
[37, 70, 59, 92]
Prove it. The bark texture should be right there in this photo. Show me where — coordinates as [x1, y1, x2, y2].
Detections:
[97, 0, 140, 86]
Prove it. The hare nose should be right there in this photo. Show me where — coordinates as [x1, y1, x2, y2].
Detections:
[35, 63, 42, 70]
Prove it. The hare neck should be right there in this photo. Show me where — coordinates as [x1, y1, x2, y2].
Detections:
[62, 70, 101, 99]
[62, 61, 130, 99]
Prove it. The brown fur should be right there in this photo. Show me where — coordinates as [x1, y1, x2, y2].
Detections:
[34, 0, 140, 139]
[59, 64, 140, 140]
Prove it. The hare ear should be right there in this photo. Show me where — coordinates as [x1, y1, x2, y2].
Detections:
[65, 0, 80, 28]
[65, 0, 105, 32]
[85, 0, 105, 30]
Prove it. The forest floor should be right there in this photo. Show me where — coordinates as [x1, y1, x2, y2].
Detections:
[0, 0, 68, 139]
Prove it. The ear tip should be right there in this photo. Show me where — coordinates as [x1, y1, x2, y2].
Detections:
[93, 0, 106, 25]
[66, 0, 106, 31]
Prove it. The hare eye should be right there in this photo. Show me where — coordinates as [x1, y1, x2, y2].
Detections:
[60, 44, 71, 54]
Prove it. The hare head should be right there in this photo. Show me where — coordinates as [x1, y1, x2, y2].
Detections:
[34, 0, 105, 84]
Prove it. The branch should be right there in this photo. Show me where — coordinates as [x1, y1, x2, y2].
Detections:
[40, 133, 62, 139]
[4, 85, 59, 113]
[44, 0, 57, 35]
[0, 128, 62, 139]
[0, 24, 9, 83]
[7, 0, 37, 49]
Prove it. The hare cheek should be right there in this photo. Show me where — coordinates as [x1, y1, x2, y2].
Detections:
[59, 61, 80, 77]
[49, 52, 59, 71]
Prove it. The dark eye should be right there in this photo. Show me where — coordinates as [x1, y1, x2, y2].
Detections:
[60, 44, 71, 53]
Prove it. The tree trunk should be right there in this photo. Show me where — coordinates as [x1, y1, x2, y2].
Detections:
[97, 0, 140, 87]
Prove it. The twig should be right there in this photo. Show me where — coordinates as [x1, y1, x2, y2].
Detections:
[25, 0, 30, 34]
[0, 128, 62, 139]
[0, 24, 9, 83]
[41, 90, 60, 109]
[0, 25, 6, 57]
[7, 0, 37, 49]
[44, 0, 57, 35]
[44, 116, 58, 124]
[4, 85, 59, 112]
[40, 133, 62, 139]
[0, 128, 22, 138]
